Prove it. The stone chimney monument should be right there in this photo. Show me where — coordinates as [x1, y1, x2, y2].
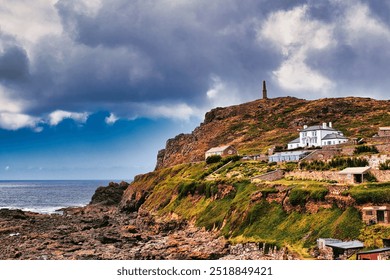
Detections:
[262, 80, 268, 99]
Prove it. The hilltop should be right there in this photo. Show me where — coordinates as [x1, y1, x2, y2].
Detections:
[156, 96, 390, 169]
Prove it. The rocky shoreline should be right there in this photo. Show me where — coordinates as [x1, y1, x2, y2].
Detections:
[0, 182, 299, 260]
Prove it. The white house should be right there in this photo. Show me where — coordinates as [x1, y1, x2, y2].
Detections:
[287, 122, 348, 150]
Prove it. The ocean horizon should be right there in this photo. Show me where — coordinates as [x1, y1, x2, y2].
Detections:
[0, 180, 125, 214]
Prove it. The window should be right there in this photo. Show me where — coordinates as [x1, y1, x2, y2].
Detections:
[365, 211, 373, 216]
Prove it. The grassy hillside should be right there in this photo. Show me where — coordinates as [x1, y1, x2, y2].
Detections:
[124, 161, 390, 258]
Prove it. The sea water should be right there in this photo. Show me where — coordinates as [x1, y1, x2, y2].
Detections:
[0, 180, 112, 214]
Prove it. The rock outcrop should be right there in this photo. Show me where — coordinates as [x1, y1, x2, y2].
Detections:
[90, 181, 129, 206]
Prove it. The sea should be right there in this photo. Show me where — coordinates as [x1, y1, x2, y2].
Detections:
[0, 180, 113, 214]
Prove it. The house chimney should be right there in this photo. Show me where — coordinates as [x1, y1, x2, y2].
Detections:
[322, 122, 327, 128]
[262, 80, 268, 99]
[303, 125, 308, 129]
[329, 122, 332, 128]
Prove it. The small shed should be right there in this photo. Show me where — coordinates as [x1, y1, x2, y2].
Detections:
[339, 166, 371, 184]
[356, 247, 390, 260]
[378, 127, 390, 137]
[362, 205, 390, 225]
[205, 145, 237, 159]
[326, 240, 364, 259]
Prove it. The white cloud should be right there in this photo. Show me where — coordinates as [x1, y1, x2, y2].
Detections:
[64, 0, 103, 17]
[137, 103, 198, 121]
[0, 0, 62, 46]
[48, 110, 89, 126]
[340, 1, 390, 44]
[260, 5, 334, 56]
[206, 75, 242, 108]
[105, 113, 118, 125]
[0, 112, 40, 130]
[273, 58, 333, 92]
[5, 166, 10, 171]
[0, 85, 25, 113]
[259, 5, 335, 93]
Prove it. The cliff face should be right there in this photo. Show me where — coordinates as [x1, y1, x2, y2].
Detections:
[156, 97, 390, 169]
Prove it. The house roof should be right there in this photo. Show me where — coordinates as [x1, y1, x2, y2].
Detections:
[321, 133, 348, 140]
[206, 145, 233, 153]
[357, 247, 390, 255]
[288, 137, 300, 144]
[270, 151, 310, 157]
[326, 240, 364, 250]
[301, 125, 337, 132]
[379, 127, 390, 131]
[362, 205, 390, 211]
[339, 166, 371, 175]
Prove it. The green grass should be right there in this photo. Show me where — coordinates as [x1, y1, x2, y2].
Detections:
[343, 182, 390, 204]
[129, 160, 372, 256]
[359, 225, 390, 249]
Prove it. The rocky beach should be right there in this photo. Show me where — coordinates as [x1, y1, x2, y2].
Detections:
[0, 181, 298, 260]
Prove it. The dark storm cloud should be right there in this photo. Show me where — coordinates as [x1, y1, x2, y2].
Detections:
[0, 46, 29, 81]
[35, 0, 285, 111]
[1, 0, 390, 123]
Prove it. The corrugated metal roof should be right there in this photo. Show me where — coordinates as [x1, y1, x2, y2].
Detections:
[326, 240, 364, 249]
[357, 247, 390, 255]
[206, 145, 232, 153]
[339, 166, 371, 174]
[271, 151, 310, 157]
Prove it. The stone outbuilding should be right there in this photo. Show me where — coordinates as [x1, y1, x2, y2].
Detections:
[378, 127, 390, 137]
[325, 240, 364, 260]
[362, 205, 390, 225]
[356, 247, 390, 260]
[205, 145, 237, 159]
[339, 166, 371, 184]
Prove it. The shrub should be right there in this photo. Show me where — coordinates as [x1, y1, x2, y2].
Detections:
[206, 155, 222, 164]
[177, 181, 197, 199]
[379, 160, 390, 170]
[289, 189, 310, 206]
[222, 155, 241, 164]
[300, 157, 369, 171]
[284, 162, 298, 172]
[345, 183, 390, 204]
[354, 145, 379, 155]
[289, 186, 329, 206]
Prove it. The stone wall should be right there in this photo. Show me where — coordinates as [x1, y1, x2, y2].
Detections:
[221, 242, 297, 260]
[376, 143, 390, 153]
[361, 155, 389, 169]
[286, 170, 390, 183]
[251, 169, 284, 182]
[302, 149, 341, 161]
[286, 171, 341, 182]
[371, 170, 390, 182]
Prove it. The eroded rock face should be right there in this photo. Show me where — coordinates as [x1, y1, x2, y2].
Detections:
[90, 181, 129, 206]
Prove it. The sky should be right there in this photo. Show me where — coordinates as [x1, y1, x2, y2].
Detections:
[0, 0, 389, 180]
